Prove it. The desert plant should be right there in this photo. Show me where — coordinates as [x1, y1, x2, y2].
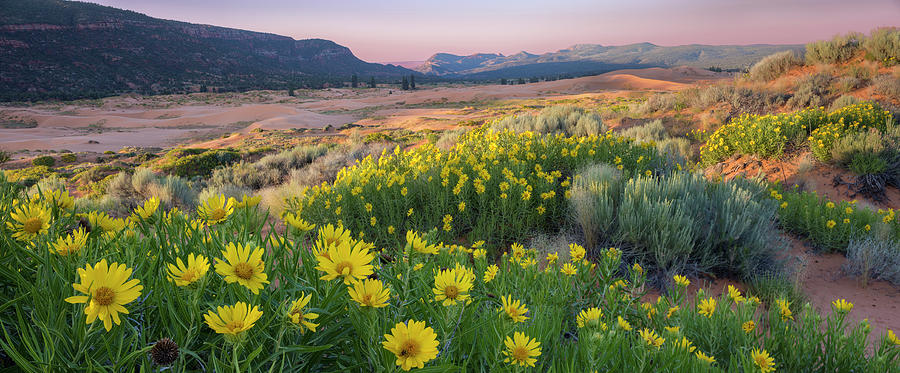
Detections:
[570, 170, 782, 280]
[862, 27, 900, 66]
[843, 235, 900, 286]
[59, 153, 77, 163]
[848, 152, 887, 175]
[491, 105, 606, 136]
[787, 73, 832, 109]
[773, 188, 899, 251]
[748, 51, 803, 82]
[620, 119, 667, 143]
[569, 163, 622, 251]
[31, 155, 55, 167]
[0, 150, 9, 165]
[829, 95, 860, 111]
[873, 74, 900, 99]
[805, 33, 864, 64]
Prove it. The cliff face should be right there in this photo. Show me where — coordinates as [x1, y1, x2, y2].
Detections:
[0, 0, 413, 101]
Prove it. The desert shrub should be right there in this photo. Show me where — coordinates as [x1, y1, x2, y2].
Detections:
[0, 150, 9, 165]
[620, 120, 693, 162]
[31, 155, 55, 167]
[148, 175, 197, 208]
[745, 272, 807, 311]
[830, 129, 887, 165]
[103, 168, 197, 210]
[805, 33, 863, 64]
[773, 187, 899, 251]
[620, 119, 667, 143]
[569, 163, 622, 251]
[198, 183, 253, 203]
[1, 180, 895, 371]
[730, 87, 786, 114]
[287, 143, 391, 187]
[288, 128, 666, 251]
[692, 84, 734, 108]
[829, 95, 860, 111]
[748, 51, 803, 81]
[633, 93, 680, 115]
[256, 145, 329, 173]
[3, 166, 55, 187]
[656, 137, 692, 162]
[701, 102, 892, 164]
[787, 73, 832, 109]
[155, 148, 241, 178]
[873, 74, 900, 99]
[209, 145, 330, 190]
[618, 174, 780, 279]
[491, 105, 606, 136]
[59, 153, 77, 163]
[435, 128, 468, 150]
[363, 132, 394, 143]
[862, 27, 900, 65]
[105, 171, 135, 200]
[809, 102, 893, 160]
[843, 236, 900, 286]
[570, 170, 781, 280]
[848, 152, 887, 175]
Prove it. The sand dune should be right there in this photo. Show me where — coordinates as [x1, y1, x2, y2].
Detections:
[0, 67, 728, 153]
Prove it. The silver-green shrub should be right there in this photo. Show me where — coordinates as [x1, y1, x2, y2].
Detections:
[749, 51, 803, 82]
[490, 105, 605, 136]
[843, 236, 900, 286]
[569, 170, 783, 279]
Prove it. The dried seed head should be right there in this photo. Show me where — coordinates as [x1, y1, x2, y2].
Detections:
[150, 338, 179, 366]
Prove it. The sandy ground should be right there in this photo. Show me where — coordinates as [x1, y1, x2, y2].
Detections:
[0, 67, 726, 154]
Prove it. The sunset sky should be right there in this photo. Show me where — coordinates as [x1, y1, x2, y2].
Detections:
[89, 0, 900, 62]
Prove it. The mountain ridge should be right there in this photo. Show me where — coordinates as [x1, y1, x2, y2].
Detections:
[0, 0, 414, 101]
[415, 43, 806, 78]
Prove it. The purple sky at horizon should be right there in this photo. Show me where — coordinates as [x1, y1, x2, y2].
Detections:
[88, 0, 900, 62]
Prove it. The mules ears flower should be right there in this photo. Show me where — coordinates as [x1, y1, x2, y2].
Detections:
[287, 293, 319, 333]
[499, 295, 529, 323]
[8, 202, 51, 241]
[316, 240, 374, 284]
[65, 259, 143, 331]
[433, 266, 474, 306]
[382, 320, 439, 371]
[348, 278, 390, 308]
[167, 253, 210, 287]
[751, 348, 776, 373]
[196, 194, 234, 225]
[215, 242, 269, 294]
[503, 332, 541, 367]
[204, 302, 263, 341]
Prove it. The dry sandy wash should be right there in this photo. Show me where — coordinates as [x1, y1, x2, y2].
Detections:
[0, 67, 725, 153]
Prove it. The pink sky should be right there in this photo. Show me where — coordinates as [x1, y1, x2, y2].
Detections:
[89, 0, 900, 62]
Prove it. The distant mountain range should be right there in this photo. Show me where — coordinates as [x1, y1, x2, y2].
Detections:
[415, 43, 805, 78]
[0, 0, 807, 101]
[0, 0, 414, 101]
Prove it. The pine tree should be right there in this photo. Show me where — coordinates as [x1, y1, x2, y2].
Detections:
[369, 77, 376, 88]
[351, 73, 359, 88]
[401, 76, 409, 90]
[409, 74, 416, 89]
[500, 78, 507, 85]
[517, 77, 525, 85]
